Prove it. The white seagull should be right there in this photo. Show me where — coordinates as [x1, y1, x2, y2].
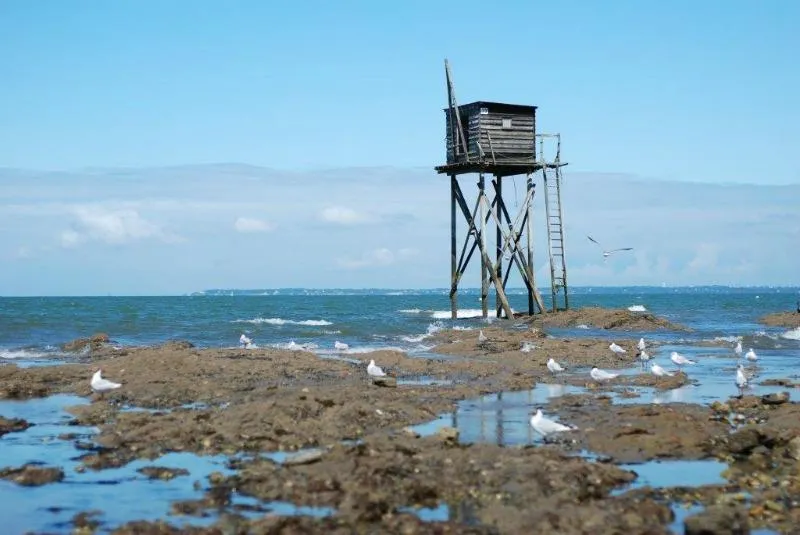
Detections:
[239, 333, 253, 349]
[734, 341, 743, 358]
[745, 348, 758, 362]
[546, 358, 565, 376]
[670, 351, 696, 371]
[478, 330, 487, 343]
[334, 340, 349, 351]
[609, 342, 627, 355]
[367, 359, 386, 378]
[735, 364, 748, 397]
[590, 366, 619, 383]
[520, 341, 536, 353]
[91, 369, 121, 397]
[587, 235, 633, 259]
[530, 408, 577, 438]
[638, 350, 651, 368]
[637, 337, 646, 351]
[651, 362, 673, 377]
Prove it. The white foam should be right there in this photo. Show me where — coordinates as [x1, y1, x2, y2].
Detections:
[0, 349, 52, 360]
[233, 317, 333, 326]
[781, 327, 800, 341]
[399, 309, 422, 314]
[431, 308, 514, 319]
[344, 346, 406, 354]
[627, 305, 647, 312]
[576, 324, 590, 330]
[400, 321, 445, 343]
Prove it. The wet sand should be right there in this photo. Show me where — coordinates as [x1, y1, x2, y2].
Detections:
[1, 308, 799, 533]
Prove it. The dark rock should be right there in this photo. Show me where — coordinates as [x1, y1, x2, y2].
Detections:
[0, 464, 64, 486]
[136, 466, 190, 480]
[62, 333, 110, 353]
[372, 377, 397, 388]
[761, 391, 790, 405]
[159, 340, 195, 350]
[726, 427, 764, 455]
[684, 504, 749, 535]
[0, 416, 31, 436]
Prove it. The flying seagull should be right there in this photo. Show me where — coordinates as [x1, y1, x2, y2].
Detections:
[587, 235, 633, 258]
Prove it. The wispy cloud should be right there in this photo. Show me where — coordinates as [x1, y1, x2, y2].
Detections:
[337, 247, 418, 269]
[318, 205, 373, 226]
[59, 206, 181, 248]
[234, 216, 274, 233]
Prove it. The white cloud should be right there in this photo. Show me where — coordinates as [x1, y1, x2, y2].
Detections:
[59, 206, 179, 248]
[336, 247, 418, 269]
[319, 206, 372, 225]
[234, 216, 274, 233]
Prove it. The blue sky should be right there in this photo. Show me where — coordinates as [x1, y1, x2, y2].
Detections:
[0, 1, 798, 294]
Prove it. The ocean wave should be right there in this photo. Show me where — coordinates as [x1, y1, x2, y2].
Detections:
[399, 309, 423, 314]
[782, 327, 800, 341]
[0, 349, 55, 360]
[627, 305, 647, 312]
[400, 321, 446, 343]
[431, 308, 514, 319]
[233, 317, 333, 326]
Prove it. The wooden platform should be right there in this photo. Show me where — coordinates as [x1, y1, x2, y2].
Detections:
[435, 160, 567, 178]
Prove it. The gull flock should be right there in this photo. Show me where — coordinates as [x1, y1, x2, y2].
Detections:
[85, 327, 766, 447]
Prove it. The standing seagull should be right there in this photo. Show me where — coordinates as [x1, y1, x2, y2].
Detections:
[530, 408, 578, 439]
[735, 364, 748, 397]
[609, 342, 627, 356]
[637, 337, 646, 352]
[367, 359, 386, 378]
[590, 366, 619, 383]
[587, 235, 633, 259]
[478, 330, 488, 343]
[651, 362, 674, 377]
[734, 341, 743, 358]
[239, 334, 253, 349]
[638, 350, 651, 369]
[546, 358, 565, 376]
[745, 348, 758, 362]
[670, 351, 696, 372]
[91, 369, 121, 398]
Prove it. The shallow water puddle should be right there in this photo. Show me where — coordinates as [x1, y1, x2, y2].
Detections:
[398, 503, 449, 521]
[0, 395, 333, 532]
[617, 459, 729, 491]
[410, 384, 583, 446]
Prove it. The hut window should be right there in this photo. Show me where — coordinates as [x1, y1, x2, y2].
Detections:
[502, 118, 512, 129]
[479, 107, 489, 115]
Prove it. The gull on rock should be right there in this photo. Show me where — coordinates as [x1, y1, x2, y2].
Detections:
[367, 359, 386, 378]
[609, 343, 626, 355]
[334, 340, 349, 351]
[745, 348, 758, 362]
[520, 341, 536, 353]
[651, 362, 673, 377]
[734, 341, 743, 357]
[546, 358, 565, 375]
[590, 367, 619, 383]
[91, 369, 121, 396]
[478, 330, 488, 343]
[530, 408, 577, 438]
[637, 337, 646, 351]
[638, 350, 651, 368]
[670, 351, 696, 371]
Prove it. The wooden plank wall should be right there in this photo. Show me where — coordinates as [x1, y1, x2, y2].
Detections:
[445, 108, 536, 163]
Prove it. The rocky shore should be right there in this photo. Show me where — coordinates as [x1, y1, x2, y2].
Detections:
[1, 308, 799, 533]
